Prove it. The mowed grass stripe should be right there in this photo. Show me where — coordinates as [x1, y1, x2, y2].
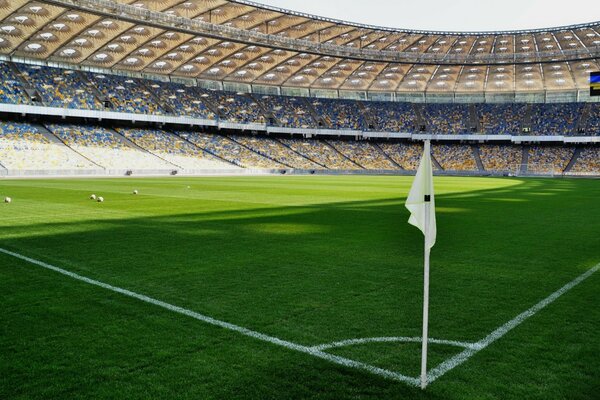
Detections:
[0, 176, 598, 399]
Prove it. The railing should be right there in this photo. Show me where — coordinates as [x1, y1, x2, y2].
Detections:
[46, 0, 600, 65]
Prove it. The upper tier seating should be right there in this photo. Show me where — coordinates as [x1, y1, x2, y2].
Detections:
[478, 104, 527, 135]
[0, 61, 597, 142]
[366, 102, 416, 132]
[17, 64, 101, 109]
[0, 62, 30, 104]
[152, 82, 216, 120]
[204, 91, 265, 124]
[424, 104, 471, 134]
[313, 99, 366, 130]
[259, 95, 315, 128]
[583, 103, 600, 136]
[89, 74, 166, 114]
[530, 104, 584, 136]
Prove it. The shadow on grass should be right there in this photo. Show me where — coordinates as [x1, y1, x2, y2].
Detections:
[0, 177, 598, 399]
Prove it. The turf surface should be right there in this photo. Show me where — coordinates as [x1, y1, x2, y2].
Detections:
[0, 176, 598, 399]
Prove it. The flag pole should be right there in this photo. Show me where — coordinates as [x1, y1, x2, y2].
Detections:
[420, 180, 431, 390]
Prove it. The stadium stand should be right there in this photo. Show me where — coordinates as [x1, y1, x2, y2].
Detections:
[378, 142, 433, 170]
[424, 104, 471, 134]
[366, 102, 416, 132]
[227, 134, 322, 169]
[17, 64, 101, 110]
[47, 124, 174, 170]
[478, 104, 527, 135]
[479, 145, 523, 172]
[432, 144, 478, 171]
[89, 74, 166, 115]
[327, 140, 397, 169]
[115, 128, 237, 170]
[279, 138, 359, 169]
[527, 145, 575, 173]
[315, 99, 367, 130]
[0, 121, 97, 170]
[570, 147, 600, 174]
[0, 62, 30, 105]
[152, 82, 216, 120]
[530, 104, 584, 136]
[180, 131, 284, 169]
[260, 96, 316, 128]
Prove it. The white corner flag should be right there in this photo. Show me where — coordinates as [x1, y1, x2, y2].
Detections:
[405, 140, 436, 389]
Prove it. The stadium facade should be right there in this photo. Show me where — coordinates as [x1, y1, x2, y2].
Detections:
[0, 0, 598, 177]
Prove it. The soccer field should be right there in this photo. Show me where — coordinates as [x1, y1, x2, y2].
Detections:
[0, 176, 598, 399]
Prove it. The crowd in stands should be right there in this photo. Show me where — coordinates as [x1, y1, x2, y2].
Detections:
[0, 121, 96, 170]
[432, 144, 478, 171]
[115, 127, 236, 170]
[479, 145, 523, 171]
[0, 62, 29, 104]
[17, 65, 101, 109]
[527, 146, 575, 173]
[478, 104, 526, 135]
[424, 104, 471, 135]
[47, 124, 172, 170]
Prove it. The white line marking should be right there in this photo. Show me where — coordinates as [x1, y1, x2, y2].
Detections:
[427, 263, 600, 384]
[2, 247, 597, 388]
[311, 336, 476, 351]
[0, 247, 419, 387]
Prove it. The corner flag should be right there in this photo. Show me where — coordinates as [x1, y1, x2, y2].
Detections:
[405, 140, 436, 389]
[405, 140, 436, 249]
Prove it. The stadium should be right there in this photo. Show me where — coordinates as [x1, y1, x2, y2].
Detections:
[0, 0, 598, 398]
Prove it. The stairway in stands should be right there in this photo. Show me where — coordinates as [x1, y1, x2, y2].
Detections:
[303, 98, 331, 128]
[35, 124, 104, 169]
[520, 146, 530, 174]
[471, 145, 485, 172]
[564, 147, 583, 173]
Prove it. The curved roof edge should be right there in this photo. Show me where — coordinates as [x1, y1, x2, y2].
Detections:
[233, 0, 600, 35]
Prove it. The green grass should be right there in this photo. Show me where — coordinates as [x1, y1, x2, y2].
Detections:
[0, 175, 598, 399]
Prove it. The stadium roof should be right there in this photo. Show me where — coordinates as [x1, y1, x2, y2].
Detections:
[0, 0, 599, 93]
